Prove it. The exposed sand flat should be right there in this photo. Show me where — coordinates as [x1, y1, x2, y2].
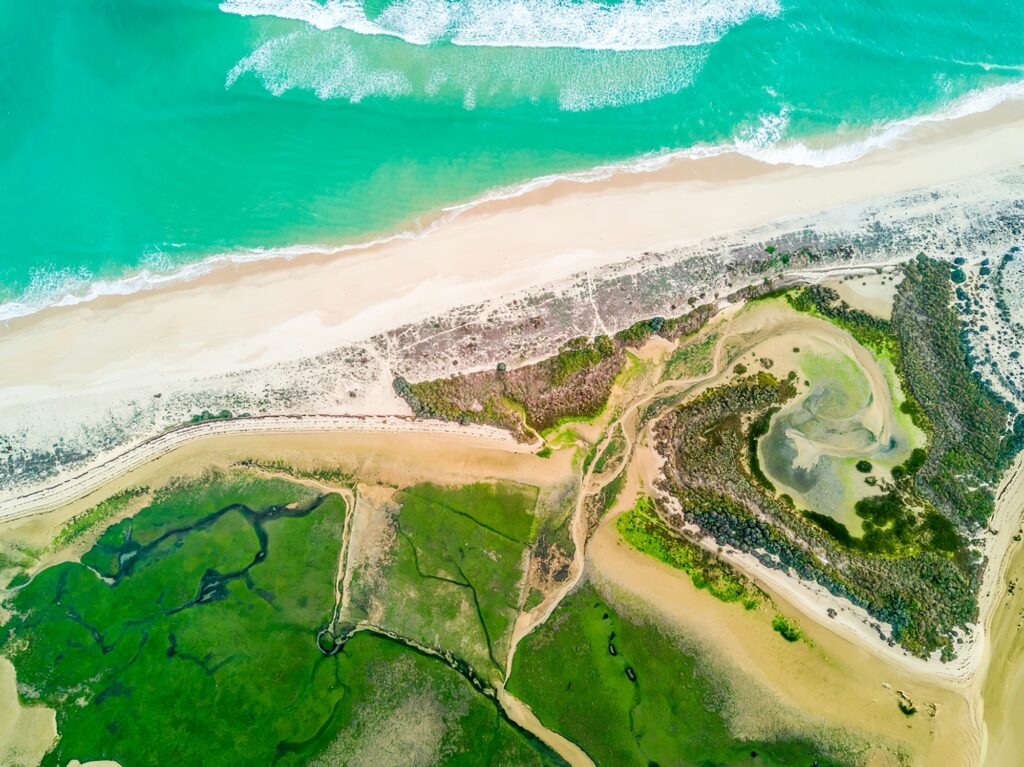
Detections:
[0, 429, 570, 553]
[0, 658, 55, 767]
[979, 455, 1024, 766]
[588, 518, 978, 765]
[0, 415, 530, 522]
[826, 273, 901, 321]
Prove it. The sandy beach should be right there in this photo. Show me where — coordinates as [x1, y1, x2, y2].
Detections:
[2, 101, 1023, 403]
[1, 96, 1022, 517]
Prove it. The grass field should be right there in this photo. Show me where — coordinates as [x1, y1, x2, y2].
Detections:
[286, 632, 563, 767]
[663, 332, 718, 380]
[345, 481, 539, 681]
[0, 472, 560, 766]
[507, 580, 853, 767]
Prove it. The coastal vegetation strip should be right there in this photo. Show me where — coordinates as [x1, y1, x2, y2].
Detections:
[47, 487, 150, 552]
[616, 496, 760, 609]
[396, 334, 625, 440]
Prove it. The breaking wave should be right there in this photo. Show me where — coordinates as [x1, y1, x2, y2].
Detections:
[219, 0, 779, 50]
[225, 28, 708, 110]
[3, 80, 1023, 324]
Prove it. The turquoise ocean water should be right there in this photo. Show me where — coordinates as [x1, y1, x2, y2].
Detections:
[2, 0, 1023, 319]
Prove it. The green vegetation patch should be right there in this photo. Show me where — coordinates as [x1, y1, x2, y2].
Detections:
[294, 633, 562, 767]
[188, 408, 234, 423]
[663, 332, 718, 380]
[397, 336, 624, 438]
[786, 285, 897, 359]
[659, 367, 977, 659]
[617, 496, 759, 608]
[771, 614, 803, 643]
[235, 457, 355, 486]
[346, 481, 538, 681]
[47, 487, 149, 551]
[507, 581, 852, 767]
[592, 425, 626, 476]
[398, 305, 720, 439]
[0, 473, 348, 766]
[1, 473, 559, 766]
[894, 255, 1021, 527]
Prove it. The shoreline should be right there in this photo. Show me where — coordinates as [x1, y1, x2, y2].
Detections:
[1, 102, 1022, 404]
[3, 93, 1024, 334]
[0, 80, 1021, 706]
[975, 454, 1024, 765]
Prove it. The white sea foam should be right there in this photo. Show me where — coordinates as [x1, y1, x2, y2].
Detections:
[3, 80, 1023, 325]
[219, 0, 779, 50]
[226, 30, 413, 100]
[952, 59, 1024, 74]
[226, 28, 708, 110]
[728, 78, 1024, 168]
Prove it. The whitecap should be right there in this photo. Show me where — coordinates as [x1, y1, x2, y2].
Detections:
[225, 28, 708, 111]
[219, 0, 780, 51]
[731, 78, 1024, 168]
[226, 30, 413, 101]
[4, 79, 1024, 324]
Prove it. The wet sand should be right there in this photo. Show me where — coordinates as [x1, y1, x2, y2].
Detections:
[0, 427, 573, 552]
[979, 455, 1024, 766]
[588, 517, 978, 765]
